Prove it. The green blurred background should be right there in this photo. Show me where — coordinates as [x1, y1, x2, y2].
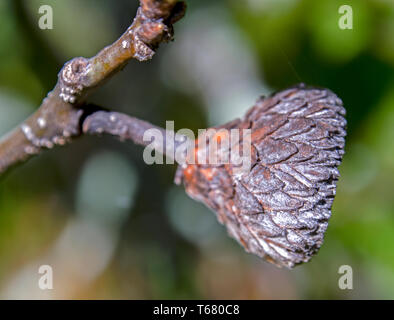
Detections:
[0, 0, 393, 299]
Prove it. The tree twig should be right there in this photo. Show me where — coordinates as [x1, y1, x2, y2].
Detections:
[0, 0, 186, 176]
[83, 110, 190, 163]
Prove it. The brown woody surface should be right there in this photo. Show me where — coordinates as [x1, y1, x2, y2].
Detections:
[0, 0, 186, 175]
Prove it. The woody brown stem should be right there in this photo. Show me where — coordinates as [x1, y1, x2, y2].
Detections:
[83, 110, 190, 163]
[0, 0, 186, 176]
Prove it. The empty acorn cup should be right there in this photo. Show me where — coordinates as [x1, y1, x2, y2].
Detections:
[175, 84, 346, 268]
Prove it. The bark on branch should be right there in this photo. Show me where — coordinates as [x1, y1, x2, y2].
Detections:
[83, 110, 189, 162]
[0, 0, 186, 176]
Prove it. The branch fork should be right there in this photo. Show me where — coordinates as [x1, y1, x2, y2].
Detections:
[0, 0, 186, 175]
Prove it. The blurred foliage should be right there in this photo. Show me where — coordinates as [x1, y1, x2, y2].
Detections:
[0, 0, 393, 299]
